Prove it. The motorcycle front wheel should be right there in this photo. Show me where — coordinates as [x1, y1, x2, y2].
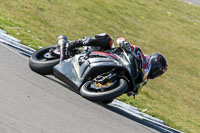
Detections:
[29, 45, 60, 75]
[80, 78, 128, 103]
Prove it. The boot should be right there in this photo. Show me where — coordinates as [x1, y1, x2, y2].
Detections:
[57, 35, 68, 63]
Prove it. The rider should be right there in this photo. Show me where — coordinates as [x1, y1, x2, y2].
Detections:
[57, 33, 168, 96]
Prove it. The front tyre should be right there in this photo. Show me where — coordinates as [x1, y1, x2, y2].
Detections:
[29, 45, 60, 75]
[80, 79, 128, 102]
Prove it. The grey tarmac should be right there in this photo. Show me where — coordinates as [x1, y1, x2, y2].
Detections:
[183, 0, 200, 5]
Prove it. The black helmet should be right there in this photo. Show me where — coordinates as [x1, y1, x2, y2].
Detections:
[148, 53, 168, 79]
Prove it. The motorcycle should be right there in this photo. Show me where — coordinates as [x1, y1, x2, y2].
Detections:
[29, 35, 141, 103]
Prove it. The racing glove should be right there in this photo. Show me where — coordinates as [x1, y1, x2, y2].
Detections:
[116, 37, 132, 53]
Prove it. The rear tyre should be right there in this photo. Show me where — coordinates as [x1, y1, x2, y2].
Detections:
[29, 45, 59, 75]
[80, 78, 128, 102]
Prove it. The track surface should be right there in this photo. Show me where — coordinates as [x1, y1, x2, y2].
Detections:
[183, 0, 200, 5]
[0, 44, 160, 133]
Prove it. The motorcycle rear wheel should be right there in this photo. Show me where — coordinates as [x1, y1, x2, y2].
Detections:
[29, 45, 59, 75]
[80, 78, 128, 103]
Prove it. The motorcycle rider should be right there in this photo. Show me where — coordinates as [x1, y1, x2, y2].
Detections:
[57, 33, 168, 96]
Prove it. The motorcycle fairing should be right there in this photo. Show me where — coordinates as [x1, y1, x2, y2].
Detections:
[53, 51, 139, 91]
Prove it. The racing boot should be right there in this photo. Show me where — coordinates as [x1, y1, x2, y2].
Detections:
[57, 35, 68, 47]
[57, 35, 68, 64]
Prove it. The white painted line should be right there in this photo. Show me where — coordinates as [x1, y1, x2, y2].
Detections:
[111, 100, 183, 133]
[0, 32, 21, 43]
[0, 29, 7, 34]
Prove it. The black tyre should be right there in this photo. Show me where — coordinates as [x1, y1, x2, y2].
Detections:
[29, 45, 60, 75]
[101, 99, 114, 104]
[80, 79, 128, 102]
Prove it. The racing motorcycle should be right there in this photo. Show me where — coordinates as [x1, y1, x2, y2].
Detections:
[29, 35, 141, 103]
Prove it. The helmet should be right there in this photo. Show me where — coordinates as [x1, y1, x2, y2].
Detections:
[148, 53, 168, 79]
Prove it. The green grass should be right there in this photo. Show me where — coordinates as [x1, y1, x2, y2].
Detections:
[0, 0, 200, 132]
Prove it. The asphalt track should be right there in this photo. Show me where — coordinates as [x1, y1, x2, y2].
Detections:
[183, 0, 200, 5]
[0, 44, 164, 133]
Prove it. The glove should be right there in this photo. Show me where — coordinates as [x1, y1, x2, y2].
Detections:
[116, 37, 132, 52]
